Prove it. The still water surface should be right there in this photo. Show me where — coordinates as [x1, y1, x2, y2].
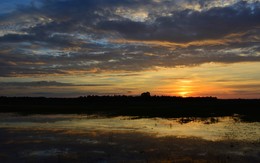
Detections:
[0, 114, 259, 141]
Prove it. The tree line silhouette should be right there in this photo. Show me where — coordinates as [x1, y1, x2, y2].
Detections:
[0, 94, 259, 121]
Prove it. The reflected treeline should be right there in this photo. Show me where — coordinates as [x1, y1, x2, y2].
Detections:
[177, 115, 259, 124]
[177, 117, 220, 124]
[0, 96, 259, 122]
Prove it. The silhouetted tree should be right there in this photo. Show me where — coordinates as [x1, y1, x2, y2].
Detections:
[141, 92, 151, 97]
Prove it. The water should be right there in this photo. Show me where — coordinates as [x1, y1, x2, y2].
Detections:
[0, 113, 259, 162]
[0, 114, 259, 141]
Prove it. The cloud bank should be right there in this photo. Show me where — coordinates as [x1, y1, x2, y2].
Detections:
[0, 0, 260, 76]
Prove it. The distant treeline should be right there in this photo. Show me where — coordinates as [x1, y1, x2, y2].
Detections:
[0, 96, 260, 121]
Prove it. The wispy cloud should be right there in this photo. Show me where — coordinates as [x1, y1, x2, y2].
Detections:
[0, 81, 112, 87]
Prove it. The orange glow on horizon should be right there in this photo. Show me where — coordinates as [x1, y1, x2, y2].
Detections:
[2, 62, 260, 99]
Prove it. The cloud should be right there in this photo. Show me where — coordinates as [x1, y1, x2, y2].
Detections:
[0, 0, 259, 76]
[0, 81, 112, 87]
[98, 1, 260, 42]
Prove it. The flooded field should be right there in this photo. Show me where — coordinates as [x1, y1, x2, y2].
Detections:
[0, 114, 259, 162]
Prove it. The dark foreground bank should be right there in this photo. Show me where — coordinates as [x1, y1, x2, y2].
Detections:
[0, 96, 260, 121]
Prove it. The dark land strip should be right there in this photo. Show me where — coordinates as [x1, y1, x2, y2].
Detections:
[0, 96, 260, 121]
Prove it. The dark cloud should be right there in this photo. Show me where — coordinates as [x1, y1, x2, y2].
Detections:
[4, 0, 259, 43]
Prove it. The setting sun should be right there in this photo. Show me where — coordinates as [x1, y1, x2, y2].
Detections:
[177, 80, 193, 97]
[178, 86, 192, 97]
[178, 91, 190, 97]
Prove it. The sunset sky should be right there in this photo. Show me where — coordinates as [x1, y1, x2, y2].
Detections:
[0, 0, 260, 98]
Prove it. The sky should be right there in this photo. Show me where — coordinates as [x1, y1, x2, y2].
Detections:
[0, 0, 260, 98]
